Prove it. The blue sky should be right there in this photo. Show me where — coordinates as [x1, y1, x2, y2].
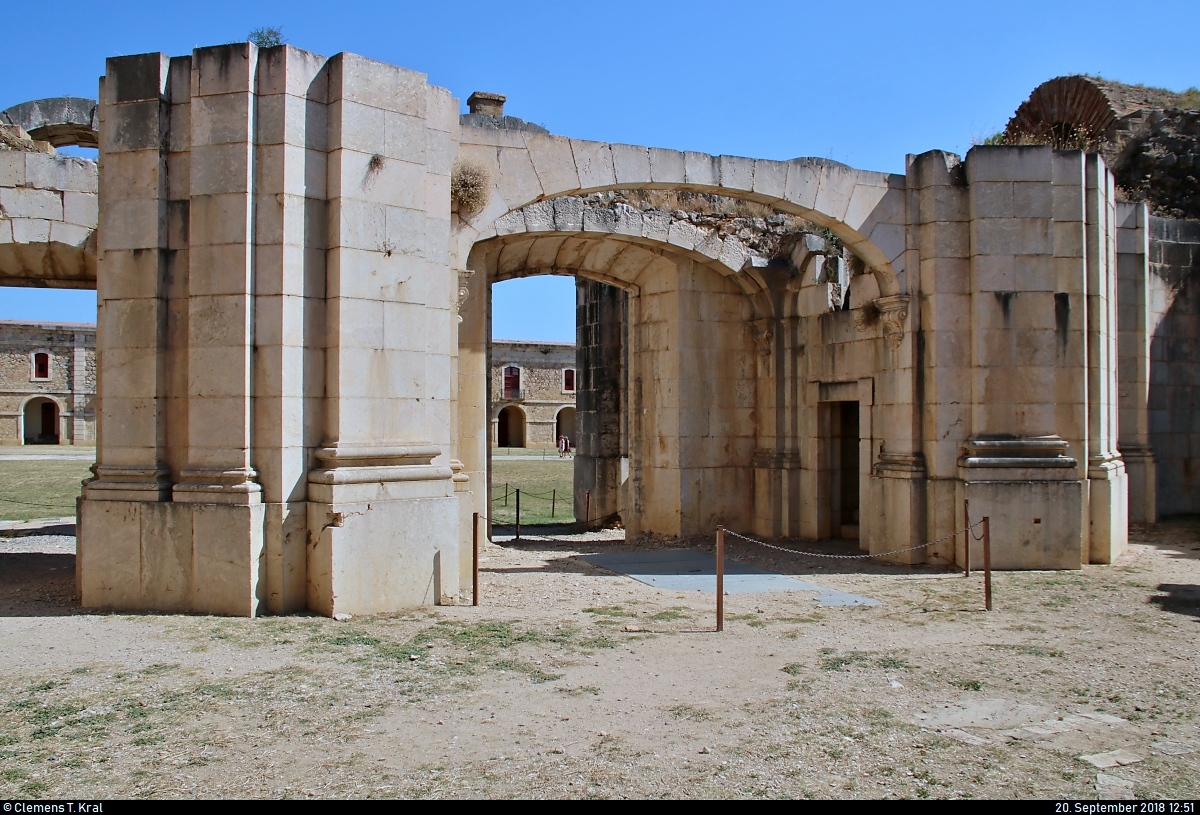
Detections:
[3, 0, 1196, 340]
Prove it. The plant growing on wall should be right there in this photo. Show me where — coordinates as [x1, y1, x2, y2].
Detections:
[249, 27, 286, 48]
[451, 159, 492, 213]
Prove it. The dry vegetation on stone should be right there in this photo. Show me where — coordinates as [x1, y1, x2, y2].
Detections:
[1, 521, 1198, 799]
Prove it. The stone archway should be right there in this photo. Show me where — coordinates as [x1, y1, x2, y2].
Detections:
[496, 405, 526, 448]
[22, 396, 61, 445]
[555, 406, 576, 448]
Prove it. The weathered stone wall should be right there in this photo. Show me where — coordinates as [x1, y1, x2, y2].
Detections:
[1146, 216, 1200, 515]
[489, 339, 575, 449]
[0, 145, 97, 288]
[0, 320, 96, 444]
[575, 279, 625, 523]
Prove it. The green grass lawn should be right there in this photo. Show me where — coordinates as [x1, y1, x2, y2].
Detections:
[490, 458, 575, 525]
[0, 460, 92, 521]
[0, 456, 577, 526]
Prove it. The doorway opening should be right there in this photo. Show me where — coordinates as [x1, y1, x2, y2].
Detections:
[23, 397, 60, 445]
[496, 405, 526, 449]
[822, 400, 860, 541]
[556, 406, 576, 449]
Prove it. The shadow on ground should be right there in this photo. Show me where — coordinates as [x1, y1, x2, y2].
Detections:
[0, 552, 83, 616]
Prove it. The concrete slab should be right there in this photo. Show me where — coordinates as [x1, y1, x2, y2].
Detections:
[579, 548, 879, 606]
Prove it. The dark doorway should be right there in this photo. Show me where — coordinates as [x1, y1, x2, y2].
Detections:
[23, 398, 60, 445]
[825, 400, 859, 540]
[497, 405, 525, 448]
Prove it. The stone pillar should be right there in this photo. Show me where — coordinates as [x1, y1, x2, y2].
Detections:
[751, 309, 804, 540]
[1115, 201, 1155, 523]
[956, 146, 1087, 570]
[305, 53, 460, 615]
[456, 267, 489, 590]
[575, 278, 625, 526]
[83, 53, 173, 501]
[165, 44, 267, 615]
[908, 151, 971, 562]
[1084, 155, 1128, 563]
[78, 53, 176, 609]
[71, 331, 89, 444]
[251, 46, 330, 613]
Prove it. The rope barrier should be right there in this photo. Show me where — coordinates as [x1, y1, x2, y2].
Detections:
[0, 497, 77, 511]
[723, 520, 985, 560]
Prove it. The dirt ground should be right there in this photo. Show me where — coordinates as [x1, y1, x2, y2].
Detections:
[0, 520, 1198, 800]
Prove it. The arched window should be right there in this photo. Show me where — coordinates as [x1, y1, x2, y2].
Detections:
[503, 366, 521, 400]
[562, 368, 576, 393]
[31, 352, 50, 381]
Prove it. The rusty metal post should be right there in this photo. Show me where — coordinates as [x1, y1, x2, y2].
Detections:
[963, 499, 971, 578]
[551, 488, 556, 518]
[584, 489, 591, 531]
[716, 526, 725, 632]
[472, 511, 479, 607]
[515, 489, 521, 540]
[983, 516, 992, 612]
[504, 482, 509, 507]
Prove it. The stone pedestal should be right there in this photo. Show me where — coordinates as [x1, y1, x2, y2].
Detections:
[957, 437, 1084, 570]
[306, 446, 458, 616]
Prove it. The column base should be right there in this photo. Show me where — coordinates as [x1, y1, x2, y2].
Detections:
[77, 497, 266, 615]
[306, 444, 459, 617]
[957, 436, 1083, 570]
[866, 453, 927, 565]
[1087, 454, 1128, 565]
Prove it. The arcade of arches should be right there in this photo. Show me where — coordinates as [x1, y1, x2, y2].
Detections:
[6, 44, 1200, 617]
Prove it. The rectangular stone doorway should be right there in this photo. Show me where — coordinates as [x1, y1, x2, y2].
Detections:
[822, 400, 860, 541]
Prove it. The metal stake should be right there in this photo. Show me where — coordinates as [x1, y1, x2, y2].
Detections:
[964, 499, 971, 578]
[472, 511, 479, 607]
[515, 489, 521, 540]
[584, 489, 591, 531]
[983, 516, 992, 612]
[551, 488, 556, 518]
[716, 526, 725, 632]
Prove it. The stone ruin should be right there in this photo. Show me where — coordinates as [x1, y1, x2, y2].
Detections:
[0, 49, 1196, 616]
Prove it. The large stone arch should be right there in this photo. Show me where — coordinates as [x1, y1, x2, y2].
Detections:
[1, 97, 99, 149]
[454, 131, 907, 299]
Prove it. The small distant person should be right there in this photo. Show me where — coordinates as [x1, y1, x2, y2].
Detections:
[564, 436, 572, 458]
[557, 435, 567, 458]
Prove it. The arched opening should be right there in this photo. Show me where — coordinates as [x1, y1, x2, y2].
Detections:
[23, 397, 60, 445]
[496, 405, 526, 449]
[556, 406, 576, 450]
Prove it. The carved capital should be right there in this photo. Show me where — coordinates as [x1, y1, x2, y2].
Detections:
[455, 269, 475, 323]
[874, 294, 910, 347]
[751, 318, 775, 356]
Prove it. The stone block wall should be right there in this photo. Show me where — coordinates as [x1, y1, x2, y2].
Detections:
[79, 44, 461, 617]
[488, 339, 575, 449]
[0, 149, 97, 288]
[0, 321, 95, 444]
[1147, 215, 1200, 515]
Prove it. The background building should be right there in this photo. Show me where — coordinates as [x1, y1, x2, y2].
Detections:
[0, 320, 95, 445]
[490, 340, 576, 449]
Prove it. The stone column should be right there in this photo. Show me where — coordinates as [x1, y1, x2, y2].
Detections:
[456, 266, 489, 590]
[83, 53, 173, 501]
[1115, 202, 1155, 523]
[575, 278, 625, 526]
[251, 46, 330, 613]
[78, 53, 175, 609]
[163, 44, 266, 616]
[305, 53, 459, 615]
[1084, 155, 1128, 563]
[908, 150, 972, 562]
[71, 331, 89, 444]
[956, 146, 1086, 570]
